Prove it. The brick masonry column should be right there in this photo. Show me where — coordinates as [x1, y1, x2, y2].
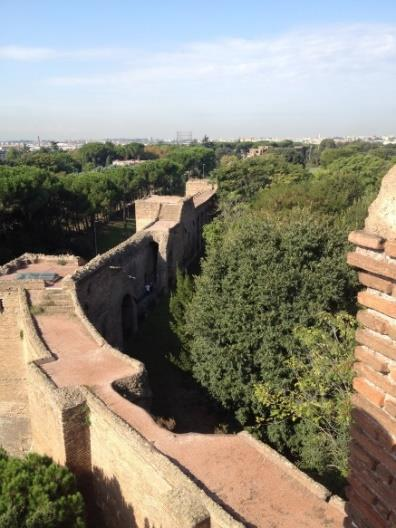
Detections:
[347, 165, 396, 528]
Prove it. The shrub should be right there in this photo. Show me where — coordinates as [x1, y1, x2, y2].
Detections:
[0, 450, 85, 528]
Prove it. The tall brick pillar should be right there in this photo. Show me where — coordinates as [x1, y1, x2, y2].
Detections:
[347, 165, 396, 528]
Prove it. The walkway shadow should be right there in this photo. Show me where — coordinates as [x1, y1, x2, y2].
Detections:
[85, 467, 139, 528]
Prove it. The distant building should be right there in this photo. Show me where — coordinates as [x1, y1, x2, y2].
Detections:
[112, 159, 145, 167]
[246, 145, 269, 158]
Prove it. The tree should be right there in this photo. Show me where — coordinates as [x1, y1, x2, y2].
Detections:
[134, 159, 184, 195]
[116, 143, 145, 160]
[319, 138, 337, 151]
[19, 150, 81, 174]
[214, 154, 308, 205]
[0, 450, 85, 528]
[166, 146, 216, 176]
[183, 210, 356, 423]
[169, 269, 195, 371]
[253, 311, 355, 490]
[76, 142, 117, 167]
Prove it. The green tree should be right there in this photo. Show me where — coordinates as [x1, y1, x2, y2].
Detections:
[169, 269, 195, 371]
[76, 142, 117, 167]
[134, 159, 184, 194]
[0, 450, 85, 528]
[166, 146, 216, 176]
[116, 143, 145, 160]
[214, 154, 308, 205]
[183, 210, 356, 424]
[254, 311, 355, 490]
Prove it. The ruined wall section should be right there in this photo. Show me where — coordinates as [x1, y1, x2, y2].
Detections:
[19, 288, 91, 475]
[85, 389, 242, 528]
[74, 182, 216, 349]
[135, 200, 161, 232]
[185, 178, 217, 197]
[347, 166, 396, 527]
[73, 231, 167, 350]
[0, 284, 31, 454]
[16, 282, 240, 527]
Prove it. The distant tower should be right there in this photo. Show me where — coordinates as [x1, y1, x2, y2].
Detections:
[176, 131, 193, 145]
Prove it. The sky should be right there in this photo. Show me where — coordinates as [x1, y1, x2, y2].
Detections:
[1, 0, 396, 140]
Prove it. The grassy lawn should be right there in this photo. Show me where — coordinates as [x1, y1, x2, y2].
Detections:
[96, 218, 136, 254]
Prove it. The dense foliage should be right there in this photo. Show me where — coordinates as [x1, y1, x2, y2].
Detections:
[170, 141, 394, 490]
[0, 450, 85, 528]
[213, 154, 308, 205]
[183, 209, 355, 418]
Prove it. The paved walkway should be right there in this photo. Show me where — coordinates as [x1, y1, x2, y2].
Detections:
[35, 307, 345, 528]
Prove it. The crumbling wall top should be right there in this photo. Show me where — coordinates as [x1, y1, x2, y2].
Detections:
[365, 165, 396, 239]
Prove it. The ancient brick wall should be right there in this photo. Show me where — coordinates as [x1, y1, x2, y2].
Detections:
[74, 181, 216, 350]
[85, 390, 229, 528]
[347, 166, 396, 528]
[19, 288, 91, 473]
[135, 200, 162, 231]
[185, 178, 217, 197]
[0, 284, 31, 454]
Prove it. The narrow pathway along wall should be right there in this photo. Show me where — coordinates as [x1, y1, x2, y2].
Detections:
[347, 165, 396, 528]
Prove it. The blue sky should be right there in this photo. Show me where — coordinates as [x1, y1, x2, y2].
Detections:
[1, 0, 396, 140]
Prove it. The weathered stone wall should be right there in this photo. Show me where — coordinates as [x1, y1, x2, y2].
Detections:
[74, 231, 165, 350]
[347, 166, 396, 528]
[0, 284, 31, 454]
[185, 179, 217, 197]
[17, 281, 240, 527]
[19, 287, 90, 472]
[135, 200, 162, 232]
[85, 390, 241, 528]
[75, 180, 216, 349]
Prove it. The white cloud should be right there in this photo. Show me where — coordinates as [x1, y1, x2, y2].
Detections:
[39, 23, 396, 87]
[0, 45, 122, 61]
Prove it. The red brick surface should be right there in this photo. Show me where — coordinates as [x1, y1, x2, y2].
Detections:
[384, 240, 396, 258]
[354, 362, 396, 398]
[356, 328, 396, 360]
[358, 271, 394, 294]
[358, 290, 396, 319]
[352, 394, 396, 444]
[357, 310, 396, 338]
[355, 345, 390, 373]
[353, 377, 385, 407]
[348, 230, 384, 250]
[347, 251, 396, 280]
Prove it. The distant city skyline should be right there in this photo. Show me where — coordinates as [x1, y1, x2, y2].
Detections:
[1, 0, 396, 139]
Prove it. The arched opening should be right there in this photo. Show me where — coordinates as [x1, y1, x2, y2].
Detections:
[121, 294, 135, 345]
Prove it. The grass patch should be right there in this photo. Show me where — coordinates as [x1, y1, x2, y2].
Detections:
[96, 218, 136, 254]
